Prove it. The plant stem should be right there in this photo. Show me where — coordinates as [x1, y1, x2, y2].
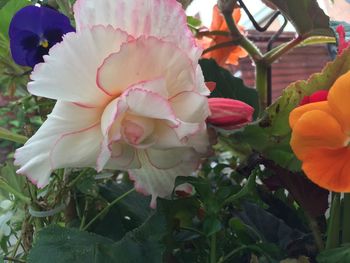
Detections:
[218, 246, 246, 263]
[79, 200, 89, 230]
[0, 127, 27, 144]
[255, 62, 268, 113]
[221, 7, 262, 62]
[67, 169, 90, 188]
[326, 193, 341, 249]
[82, 188, 135, 231]
[210, 233, 217, 263]
[342, 193, 350, 244]
[263, 37, 303, 65]
[27, 183, 44, 231]
[0, 179, 31, 205]
[305, 212, 324, 251]
[203, 40, 238, 55]
[10, 233, 23, 258]
[196, 30, 230, 38]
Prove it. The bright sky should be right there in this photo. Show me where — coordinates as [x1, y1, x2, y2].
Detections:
[187, 0, 329, 30]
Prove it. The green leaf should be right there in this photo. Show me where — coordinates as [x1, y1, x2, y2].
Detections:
[187, 16, 201, 28]
[233, 46, 350, 171]
[92, 182, 152, 241]
[264, 0, 334, 39]
[224, 170, 257, 204]
[29, 211, 166, 263]
[0, 0, 30, 39]
[199, 59, 260, 118]
[317, 245, 350, 263]
[203, 216, 221, 236]
[238, 202, 304, 251]
[28, 225, 115, 263]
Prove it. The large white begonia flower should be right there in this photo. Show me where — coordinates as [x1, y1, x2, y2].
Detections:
[14, 0, 211, 208]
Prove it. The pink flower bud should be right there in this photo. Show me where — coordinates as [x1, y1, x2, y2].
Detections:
[207, 98, 254, 130]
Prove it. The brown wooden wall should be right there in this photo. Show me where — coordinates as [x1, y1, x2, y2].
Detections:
[234, 31, 332, 101]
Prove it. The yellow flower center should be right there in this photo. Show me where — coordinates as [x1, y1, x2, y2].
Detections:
[39, 39, 49, 48]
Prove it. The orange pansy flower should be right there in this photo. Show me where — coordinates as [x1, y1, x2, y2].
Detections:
[289, 72, 350, 192]
[200, 5, 247, 67]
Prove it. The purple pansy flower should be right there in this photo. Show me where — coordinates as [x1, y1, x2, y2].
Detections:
[9, 5, 75, 68]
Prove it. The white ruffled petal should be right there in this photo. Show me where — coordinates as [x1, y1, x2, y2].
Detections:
[73, 0, 201, 63]
[14, 102, 103, 188]
[28, 26, 129, 107]
[97, 37, 195, 97]
[170, 91, 210, 123]
[104, 142, 141, 169]
[129, 148, 200, 208]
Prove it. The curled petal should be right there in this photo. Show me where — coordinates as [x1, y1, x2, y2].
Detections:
[290, 110, 348, 160]
[73, 0, 201, 62]
[170, 91, 210, 123]
[302, 148, 350, 192]
[328, 71, 350, 133]
[289, 101, 331, 129]
[129, 148, 200, 208]
[97, 36, 195, 97]
[123, 86, 177, 124]
[98, 98, 128, 171]
[104, 143, 141, 169]
[14, 102, 103, 188]
[28, 26, 129, 107]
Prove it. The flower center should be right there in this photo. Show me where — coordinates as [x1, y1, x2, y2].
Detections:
[121, 115, 155, 147]
[39, 39, 49, 48]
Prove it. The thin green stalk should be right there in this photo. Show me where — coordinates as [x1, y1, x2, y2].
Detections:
[203, 40, 238, 55]
[67, 169, 90, 188]
[305, 212, 324, 251]
[255, 62, 268, 114]
[326, 193, 341, 249]
[0, 127, 27, 144]
[218, 246, 246, 263]
[210, 233, 217, 263]
[0, 179, 31, 205]
[79, 200, 89, 230]
[82, 188, 135, 231]
[263, 37, 303, 65]
[196, 30, 230, 38]
[28, 183, 44, 231]
[220, 6, 262, 62]
[342, 193, 350, 243]
[10, 233, 22, 258]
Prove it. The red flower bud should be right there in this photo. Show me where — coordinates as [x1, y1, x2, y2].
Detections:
[299, 90, 328, 106]
[207, 98, 254, 130]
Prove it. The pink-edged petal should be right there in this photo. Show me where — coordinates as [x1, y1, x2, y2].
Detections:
[14, 102, 103, 188]
[121, 115, 155, 146]
[28, 26, 129, 107]
[97, 37, 195, 97]
[153, 121, 184, 149]
[98, 98, 128, 171]
[124, 88, 176, 122]
[170, 91, 210, 123]
[104, 142, 141, 169]
[73, 0, 201, 63]
[129, 148, 200, 208]
[186, 126, 211, 154]
[196, 66, 211, 96]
